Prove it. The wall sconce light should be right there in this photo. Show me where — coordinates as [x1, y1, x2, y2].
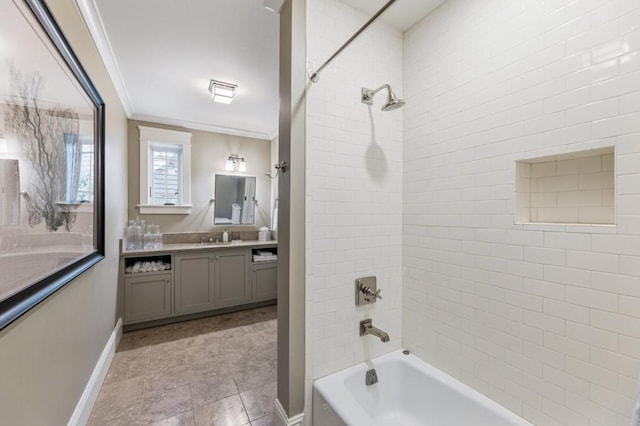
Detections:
[225, 154, 246, 172]
[209, 79, 237, 104]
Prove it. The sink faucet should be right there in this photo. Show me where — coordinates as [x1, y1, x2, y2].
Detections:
[360, 319, 390, 342]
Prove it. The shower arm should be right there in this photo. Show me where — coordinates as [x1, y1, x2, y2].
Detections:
[308, 0, 396, 83]
[361, 84, 391, 103]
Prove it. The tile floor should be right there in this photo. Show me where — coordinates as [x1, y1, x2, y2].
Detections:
[88, 305, 277, 426]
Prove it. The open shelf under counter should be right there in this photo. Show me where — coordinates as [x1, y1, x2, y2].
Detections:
[251, 246, 278, 264]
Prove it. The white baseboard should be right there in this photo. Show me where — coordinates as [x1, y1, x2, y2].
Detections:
[68, 318, 123, 426]
[273, 398, 304, 426]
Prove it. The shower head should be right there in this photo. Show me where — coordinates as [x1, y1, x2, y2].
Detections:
[382, 89, 405, 111]
[361, 84, 405, 111]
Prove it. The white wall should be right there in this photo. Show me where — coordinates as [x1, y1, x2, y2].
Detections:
[305, 0, 404, 411]
[404, 0, 640, 424]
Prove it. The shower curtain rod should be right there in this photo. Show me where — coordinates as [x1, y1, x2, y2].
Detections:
[308, 0, 396, 83]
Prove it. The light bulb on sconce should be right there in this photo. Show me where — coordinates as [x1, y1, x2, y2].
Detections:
[226, 154, 246, 172]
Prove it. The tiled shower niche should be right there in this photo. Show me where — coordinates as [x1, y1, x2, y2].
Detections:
[516, 147, 615, 225]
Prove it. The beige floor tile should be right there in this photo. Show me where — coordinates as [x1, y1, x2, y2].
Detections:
[90, 306, 276, 425]
[104, 346, 150, 385]
[141, 384, 193, 423]
[89, 376, 145, 423]
[147, 338, 200, 373]
[193, 394, 249, 426]
[88, 412, 148, 426]
[232, 360, 277, 393]
[190, 352, 242, 378]
[190, 372, 237, 407]
[145, 364, 193, 394]
[150, 409, 196, 426]
[240, 382, 276, 421]
[251, 414, 273, 426]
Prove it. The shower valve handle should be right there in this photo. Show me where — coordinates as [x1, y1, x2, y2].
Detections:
[355, 277, 381, 306]
[360, 284, 382, 301]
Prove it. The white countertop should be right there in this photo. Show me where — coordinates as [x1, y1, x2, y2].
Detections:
[121, 239, 278, 256]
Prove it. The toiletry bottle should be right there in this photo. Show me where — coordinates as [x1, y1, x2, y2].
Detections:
[222, 229, 229, 242]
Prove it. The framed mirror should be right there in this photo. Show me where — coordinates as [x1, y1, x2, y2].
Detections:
[0, 0, 105, 329]
[214, 174, 256, 225]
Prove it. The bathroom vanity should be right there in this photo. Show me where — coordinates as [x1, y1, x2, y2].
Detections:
[120, 239, 277, 329]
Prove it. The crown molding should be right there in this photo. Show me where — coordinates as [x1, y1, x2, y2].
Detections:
[74, 0, 134, 116]
[131, 113, 276, 141]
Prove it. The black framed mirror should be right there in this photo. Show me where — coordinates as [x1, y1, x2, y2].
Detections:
[0, 0, 105, 329]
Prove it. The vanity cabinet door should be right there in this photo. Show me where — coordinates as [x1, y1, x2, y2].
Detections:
[252, 262, 277, 301]
[124, 273, 172, 324]
[214, 249, 251, 308]
[174, 253, 215, 315]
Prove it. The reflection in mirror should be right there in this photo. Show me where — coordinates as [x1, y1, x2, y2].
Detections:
[64, 134, 94, 203]
[214, 174, 256, 225]
[0, 159, 19, 226]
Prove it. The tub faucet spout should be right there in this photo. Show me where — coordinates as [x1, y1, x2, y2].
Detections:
[360, 319, 390, 342]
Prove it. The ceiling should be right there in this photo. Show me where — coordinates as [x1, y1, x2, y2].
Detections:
[90, 0, 280, 140]
[83, 0, 445, 141]
[341, 0, 447, 31]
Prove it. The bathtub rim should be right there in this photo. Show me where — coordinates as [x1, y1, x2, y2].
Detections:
[313, 349, 533, 426]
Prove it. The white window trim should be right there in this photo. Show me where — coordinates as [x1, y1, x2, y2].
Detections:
[138, 125, 192, 215]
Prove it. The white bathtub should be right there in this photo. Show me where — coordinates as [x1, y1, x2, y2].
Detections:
[313, 350, 532, 426]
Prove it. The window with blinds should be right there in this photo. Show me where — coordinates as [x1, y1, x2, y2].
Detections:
[77, 141, 94, 202]
[64, 134, 94, 203]
[150, 144, 182, 205]
[138, 125, 191, 214]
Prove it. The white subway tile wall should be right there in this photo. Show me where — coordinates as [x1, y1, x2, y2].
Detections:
[306, 0, 403, 392]
[404, 0, 640, 425]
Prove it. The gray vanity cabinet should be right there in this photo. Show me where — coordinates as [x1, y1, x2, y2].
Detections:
[174, 252, 215, 315]
[251, 262, 277, 301]
[124, 272, 172, 323]
[122, 244, 276, 328]
[214, 250, 251, 308]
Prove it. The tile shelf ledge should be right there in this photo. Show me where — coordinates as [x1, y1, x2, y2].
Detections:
[516, 222, 617, 234]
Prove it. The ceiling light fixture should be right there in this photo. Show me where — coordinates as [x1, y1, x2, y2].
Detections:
[209, 79, 237, 104]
